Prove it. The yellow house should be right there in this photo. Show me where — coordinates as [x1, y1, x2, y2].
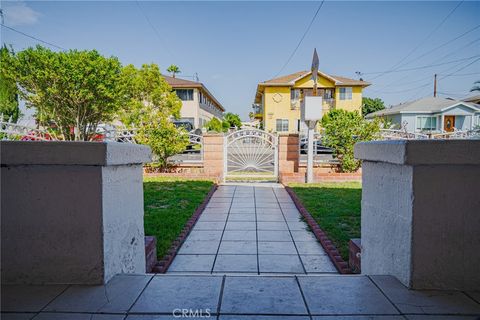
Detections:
[253, 70, 370, 133]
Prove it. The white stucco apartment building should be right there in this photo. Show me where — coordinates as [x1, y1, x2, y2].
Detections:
[164, 76, 225, 128]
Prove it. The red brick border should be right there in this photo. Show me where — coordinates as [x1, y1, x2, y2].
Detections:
[284, 186, 351, 274]
[152, 183, 218, 273]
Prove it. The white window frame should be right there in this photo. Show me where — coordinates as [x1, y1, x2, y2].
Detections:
[339, 87, 352, 100]
[175, 89, 194, 101]
[276, 119, 289, 132]
[416, 116, 437, 131]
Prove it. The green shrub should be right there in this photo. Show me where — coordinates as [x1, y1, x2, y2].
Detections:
[321, 109, 381, 172]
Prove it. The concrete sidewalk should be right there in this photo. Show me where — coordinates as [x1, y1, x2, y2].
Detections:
[2, 273, 480, 319]
[168, 184, 337, 274]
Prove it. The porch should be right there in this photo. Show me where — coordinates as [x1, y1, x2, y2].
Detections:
[3, 273, 480, 319]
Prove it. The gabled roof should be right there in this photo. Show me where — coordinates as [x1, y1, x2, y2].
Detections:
[255, 70, 370, 103]
[163, 75, 225, 112]
[260, 70, 370, 87]
[463, 94, 480, 104]
[365, 97, 480, 118]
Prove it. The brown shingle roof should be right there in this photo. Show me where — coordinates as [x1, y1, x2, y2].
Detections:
[255, 70, 370, 104]
[163, 75, 225, 112]
[261, 70, 370, 86]
[163, 75, 203, 88]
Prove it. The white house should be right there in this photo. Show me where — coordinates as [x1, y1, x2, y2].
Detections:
[164, 76, 225, 128]
[366, 97, 480, 133]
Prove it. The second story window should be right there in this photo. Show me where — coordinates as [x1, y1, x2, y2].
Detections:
[339, 87, 352, 100]
[176, 89, 194, 101]
[291, 89, 300, 102]
[276, 119, 289, 132]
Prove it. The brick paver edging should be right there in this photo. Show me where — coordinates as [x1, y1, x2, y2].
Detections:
[284, 186, 351, 274]
[153, 183, 218, 273]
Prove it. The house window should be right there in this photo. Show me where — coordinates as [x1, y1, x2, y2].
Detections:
[276, 119, 289, 132]
[416, 116, 437, 131]
[175, 89, 194, 101]
[291, 89, 300, 102]
[474, 115, 480, 127]
[339, 87, 352, 100]
[324, 89, 333, 99]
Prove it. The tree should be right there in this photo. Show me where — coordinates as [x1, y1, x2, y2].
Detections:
[223, 112, 242, 129]
[0, 45, 20, 122]
[361, 97, 385, 116]
[166, 64, 181, 78]
[120, 63, 188, 170]
[321, 109, 381, 172]
[136, 118, 189, 171]
[9, 46, 124, 141]
[120, 63, 181, 127]
[205, 117, 224, 132]
[471, 80, 480, 92]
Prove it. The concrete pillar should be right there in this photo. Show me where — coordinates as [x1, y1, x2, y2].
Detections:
[278, 133, 300, 175]
[355, 140, 480, 290]
[203, 133, 224, 182]
[1, 141, 151, 285]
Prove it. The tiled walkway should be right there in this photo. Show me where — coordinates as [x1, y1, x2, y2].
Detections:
[2, 274, 480, 319]
[168, 183, 337, 274]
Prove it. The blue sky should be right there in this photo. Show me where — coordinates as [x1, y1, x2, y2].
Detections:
[1, 1, 479, 120]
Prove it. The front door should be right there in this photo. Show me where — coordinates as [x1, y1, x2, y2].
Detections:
[444, 116, 455, 132]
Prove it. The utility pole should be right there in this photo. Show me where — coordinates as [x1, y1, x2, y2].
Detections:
[0, 9, 4, 25]
[434, 74, 437, 97]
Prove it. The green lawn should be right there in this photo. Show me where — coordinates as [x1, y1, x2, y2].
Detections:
[143, 176, 214, 259]
[289, 182, 361, 261]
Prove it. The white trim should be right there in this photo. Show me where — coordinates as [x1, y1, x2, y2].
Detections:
[415, 115, 438, 132]
[440, 102, 480, 112]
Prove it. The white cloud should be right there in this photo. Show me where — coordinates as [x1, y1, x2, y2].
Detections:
[3, 2, 41, 26]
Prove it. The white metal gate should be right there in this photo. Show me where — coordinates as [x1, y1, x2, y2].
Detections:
[224, 129, 278, 181]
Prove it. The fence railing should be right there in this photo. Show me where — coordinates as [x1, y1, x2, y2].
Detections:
[430, 128, 480, 139]
[0, 120, 58, 141]
[379, 129, 429, 140]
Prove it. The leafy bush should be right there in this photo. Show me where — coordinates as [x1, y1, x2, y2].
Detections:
[120, 64, 188, 170]
[205, 117, 225, 132]
[0, 46, 20, 123]
[361, 97, 385, 116]
[321, 109, 381, 172]
[223, 112, 242, 129]
[136, 118, 189, 171]
[8, 46, 124, 141]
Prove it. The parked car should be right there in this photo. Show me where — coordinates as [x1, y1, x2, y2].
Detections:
[299, 137, 333, 154]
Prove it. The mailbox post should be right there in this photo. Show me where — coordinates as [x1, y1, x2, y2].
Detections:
[301, 96, 323, 183]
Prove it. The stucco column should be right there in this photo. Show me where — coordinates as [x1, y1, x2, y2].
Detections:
[355, 140, 480, 290]
[1, 141, 151, 285]
[203, 133, 224, 182]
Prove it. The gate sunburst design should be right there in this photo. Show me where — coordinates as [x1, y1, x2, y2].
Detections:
[224, 129, 278, 181]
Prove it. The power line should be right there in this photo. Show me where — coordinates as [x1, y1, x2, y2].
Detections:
[368, 1, 463, 81]
[399, 23, 480, 68]
[1, 23, 65, 50]
[274, 0, 325, 78]
[438, 72, 479, 77]
[364, 55, 480, 75]
[369, 37, 480, 91]
[135, 0, 175, 59]
[439, 57, 480, 79]
[368, 56, 480, 96]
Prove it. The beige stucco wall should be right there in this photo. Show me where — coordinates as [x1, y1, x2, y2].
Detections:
[179, 88, 223, 128]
